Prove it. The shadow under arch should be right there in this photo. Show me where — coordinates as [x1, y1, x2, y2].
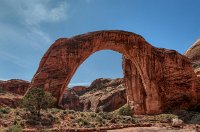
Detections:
[29, 30, 197, 115]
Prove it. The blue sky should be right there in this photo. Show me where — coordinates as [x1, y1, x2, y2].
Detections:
[0, 0, 200, 86]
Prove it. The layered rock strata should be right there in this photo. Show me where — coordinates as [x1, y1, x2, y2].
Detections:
[29, 30, 197, 114]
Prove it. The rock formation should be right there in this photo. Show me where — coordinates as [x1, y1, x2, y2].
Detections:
[0, 92, 22, 108]
[185, 38, 200, 64]
[29, 30, 197, 114]
[62, 78, 127, 112]
[184, 38, 200, 108]
[80, 78, 126, 112]
[185, 38, 200, 76]
[70, 86, 87, 96]
[0, 79, 30, 95]
[62, 88, 83, 111]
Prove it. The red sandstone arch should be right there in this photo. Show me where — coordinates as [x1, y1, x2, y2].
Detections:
[29, 30, 197, 114]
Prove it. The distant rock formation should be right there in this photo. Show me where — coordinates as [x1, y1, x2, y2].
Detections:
[0, 79, 30, 95]
[70, 86, 87, 96]
[81, 78, 126, 112]
[62, 78, 127, 112]
[185, 38, 200, 64]
[185, 38, 200, 76]
[185, 38, 200, 108]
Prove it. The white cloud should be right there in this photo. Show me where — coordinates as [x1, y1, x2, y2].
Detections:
[0, 0, 69, 49]
[68, 82, 91, 87]
[22, 1, 68, 26]
[20, 0, 69, 44]
[0, 78, 8, 81]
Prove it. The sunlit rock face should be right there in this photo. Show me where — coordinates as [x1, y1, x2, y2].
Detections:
[185, 38, 200, 108]
[29, 30, 197, 114]
[185, 38, 200, 65]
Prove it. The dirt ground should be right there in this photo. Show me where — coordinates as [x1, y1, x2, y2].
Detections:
[108, 126, 198, 132]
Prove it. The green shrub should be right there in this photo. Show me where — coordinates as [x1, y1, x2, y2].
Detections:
[41, 117, 55, 126]
[90, 112, 97, 118]
[50, 108, 60, 114]
[8, 123, 23, 132]
[95, 115, 104, 124]
[22, 88, 53, 119]
[98, 112, 113, 120]
[189, 114, 200, 124]
[120, 116, 136, 124]
[117, 104, 133, 117]
[0, 107, 10, 114]
[73, 117, 91, 127]
[26, 118, 40, 126]
[156, 114, 178, 123]
[80, 112, 85, 117]
[0, 87, 5, 93]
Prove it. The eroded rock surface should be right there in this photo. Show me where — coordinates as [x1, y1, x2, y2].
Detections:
[62, 78, 127, 112]
[185, 38, 200, 63]
[29, 30, 197, 114]
[80, 78, 126, 112]
[185, 38, 200, 108]
[70, 86, 87, 96]
[0, 92, 22, 108]
[62, 88, 83, 111]
[0, 79, 30, 95]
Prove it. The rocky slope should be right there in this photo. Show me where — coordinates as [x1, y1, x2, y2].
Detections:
[0, 92, 22, 108]
[0, 79, 30, 95]
[0, 79, 29, 108]
[62, 78, 127, 112]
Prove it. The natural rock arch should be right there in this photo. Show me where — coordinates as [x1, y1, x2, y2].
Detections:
[29, 30, 197, 114]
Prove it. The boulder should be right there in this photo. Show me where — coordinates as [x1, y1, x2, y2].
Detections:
[171, 118, 184, 127]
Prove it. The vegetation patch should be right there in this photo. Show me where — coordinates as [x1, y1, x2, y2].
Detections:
[114, 104, 133, 117]
[22, 88, 53, 119]
[0, 107, 11, 115]
[0, 87, 5, 93]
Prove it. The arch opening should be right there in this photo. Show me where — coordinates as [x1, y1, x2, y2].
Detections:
[62, 50, 127, 112]
[57, 48, 150, 114]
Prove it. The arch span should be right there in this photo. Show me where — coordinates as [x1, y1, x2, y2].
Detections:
[29, 30, 197, 114]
